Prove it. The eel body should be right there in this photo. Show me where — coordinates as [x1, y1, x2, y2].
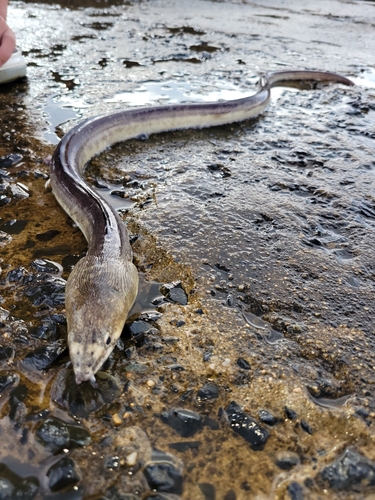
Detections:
[50, 70, 353, 384]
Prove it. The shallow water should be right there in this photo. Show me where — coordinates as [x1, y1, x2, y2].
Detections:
[1, 0, 375, 499]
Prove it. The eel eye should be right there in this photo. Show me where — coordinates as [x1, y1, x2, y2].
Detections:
[106, 336, 111, 346]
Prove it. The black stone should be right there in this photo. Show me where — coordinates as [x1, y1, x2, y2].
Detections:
[50, 314, 67, 325]
[287, 482, 304, 500]
[35, 230, 61, 242]
[10, 384, 28, 403]
[144, 462, 183, 494]
[23, 273, 66, 308]
[203, 351, 212, 362]
[284, 407, 297, 420]
[199, 482, 216, 500]
[35, 417, 69, 453]
[275, 454, 299, 470]
[22, 341, 66, 370]
[35, 417, 90, 453]
[61, 254, 82, 273]
[52, 370, 122, 418]
[355, 408, 369, 420]
[300, 420, 313, 435]
[68, 423, 92, 448]
[0, 153, 23, 168]
[225, 401, 269, 449]
[1, 220, 28, 235]
[47, 457, 81, 491]
[236, 358, 251, 370]
[6, 266, 28, 283]
[197, 383, 219, 401]
[128, 320, 153, 339]
[30, 259, 61, 274]
[0, 373, 18, 394]
[29, 319, 59, 341]
[0, 347, 13, 361]
[321, 448, 375, 490]
[258, 410, 278, 426]
[105, 456, 120, 469]
[160, 282, 188, 305]
[160, 408, 203, 437]
[0, 463, 39, 500]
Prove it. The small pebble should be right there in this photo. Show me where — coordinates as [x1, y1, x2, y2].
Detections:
[126, 451, 138, 466]
[112, 414, 123, 427]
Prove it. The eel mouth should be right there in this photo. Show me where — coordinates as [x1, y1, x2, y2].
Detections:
[74, 369, 97, 385]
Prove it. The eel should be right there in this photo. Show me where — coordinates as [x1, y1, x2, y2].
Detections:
[50, 70, 353, 384]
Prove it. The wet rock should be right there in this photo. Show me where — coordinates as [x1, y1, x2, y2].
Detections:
[22, 341, 66, 371]
[160, 282, 188, 305]
[47, 456, 81, 491]
[275, 452, 300, 470]
[202, 351, 212, 362]
[144, 451, 183, 495]
[5, 266, 28, 283]
[0, 463, 39, 500]
[0, 372, 18, 393]
[236, 358, 250, 370]
[35, 230, 61, 242]
[35, 416, 91, 453]
[30, 259, 62, 274]
[225, 402, 269, 450]
[199, 482, 216, 500]
[0, 230, 12, 245]
[1, 219, 28, 235]
[50, 313, 67, 325]
[128, 320, 155, 340]
[284, 407, 298, 420]
[8, 183, 29, 200]
[160, 408, 203, 437]
[52, 370, 122, 418]
[23, 273, 66, 309]
[287, 482, 304, 500]
[320, 448, 375, 490]
[258, 410, 278, 426]
[0, 346, 13, 361]
[29, 318, 60, 341]
[0, 153, 23, 168]
[105, 455, 120, 469]
[0, 195, 11, 207]
[197, 383, 219, 401]
[300, 420, 313, 435]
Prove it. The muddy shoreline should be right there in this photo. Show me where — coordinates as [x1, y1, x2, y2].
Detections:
[0, 0, 375, 499]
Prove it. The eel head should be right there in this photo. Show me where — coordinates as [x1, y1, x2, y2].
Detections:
[65, 256, 138, 384]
